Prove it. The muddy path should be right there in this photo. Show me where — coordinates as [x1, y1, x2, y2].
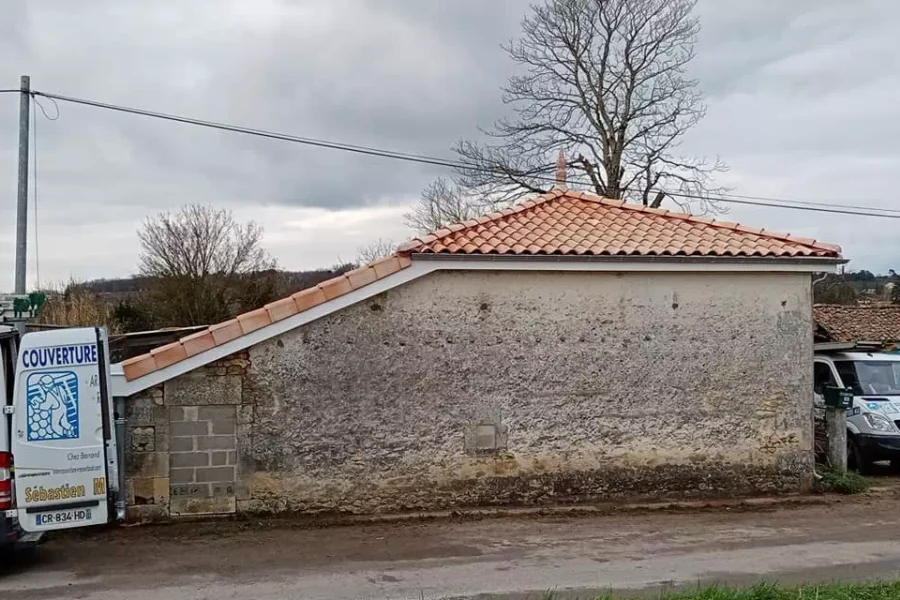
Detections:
[3, 483, 900, 599]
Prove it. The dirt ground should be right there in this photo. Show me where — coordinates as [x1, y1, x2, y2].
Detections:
[4, 479, 900, 600]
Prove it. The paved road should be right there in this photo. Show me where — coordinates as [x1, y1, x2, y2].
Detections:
[4, 491, 900, 599]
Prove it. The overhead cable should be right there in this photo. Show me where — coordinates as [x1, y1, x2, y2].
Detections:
[32, 90, 900, 220]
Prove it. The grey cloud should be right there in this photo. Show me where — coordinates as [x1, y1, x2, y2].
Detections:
[0, 0, 898, 283]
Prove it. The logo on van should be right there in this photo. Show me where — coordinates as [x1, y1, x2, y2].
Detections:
[26, 371, 79, 441]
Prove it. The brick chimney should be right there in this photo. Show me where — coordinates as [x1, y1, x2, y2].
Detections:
[555, 149, 567, 188]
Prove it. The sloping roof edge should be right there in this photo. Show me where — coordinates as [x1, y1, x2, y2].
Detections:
[118, 254, 415, 383]
[112, 256, 434, 396]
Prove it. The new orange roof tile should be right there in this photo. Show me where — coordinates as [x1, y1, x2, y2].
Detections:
[292, 287, 327, 312]
[347, 265, 378, 289]
[402, 189, 842, 258]
[371, 255, 403, 278]
[237, 308, 271, 334]
[181, 329, 216, 357]
[121, 353, 158, 381]
[210, 319, 243, 346]
[150, 342, 188, 370]
[265, 297, 300, 323]
[319, 276, 353, 300]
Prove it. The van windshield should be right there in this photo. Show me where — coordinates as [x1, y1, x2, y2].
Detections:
[834, 360, 900, 396]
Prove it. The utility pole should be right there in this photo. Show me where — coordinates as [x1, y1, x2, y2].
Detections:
[14, 75, 30, 295]
[823, 386, 852, 473]
[826, 406, 847, 472]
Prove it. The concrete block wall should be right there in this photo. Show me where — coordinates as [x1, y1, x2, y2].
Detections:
[168, 406, 237, 515]
[125, 352, 251, 520]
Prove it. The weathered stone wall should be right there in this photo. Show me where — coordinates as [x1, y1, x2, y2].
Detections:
[125, 352, 251, 520]
[237, 270, 814, 515]
[124, 385, 168, 521]
[124, 270, 814, 519]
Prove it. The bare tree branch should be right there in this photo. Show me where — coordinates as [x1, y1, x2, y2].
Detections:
[409, 0, 728, 229]
[404, 178, 500, 233]
[356, 238, 397, 264]
[138, 205, 278, 326]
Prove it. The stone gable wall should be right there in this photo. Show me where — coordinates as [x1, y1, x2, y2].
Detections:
[125, 269, 814, 519]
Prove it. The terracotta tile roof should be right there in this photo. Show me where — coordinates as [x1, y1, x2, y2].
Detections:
[814, 304, 900, 344]
[397, 188, 842, 258]
[121, 188, 842, 383]
[120, 254, 412, 381]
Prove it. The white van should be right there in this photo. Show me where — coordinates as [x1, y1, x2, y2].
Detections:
[2, 325, 121, 552]
[814, 350, 900, 472]
[0, 325, 31, 551]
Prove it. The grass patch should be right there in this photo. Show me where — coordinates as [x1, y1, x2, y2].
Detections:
[653, 581, 900, 599]
[818, 469, 871, 495]
[540, 581, 900, 599]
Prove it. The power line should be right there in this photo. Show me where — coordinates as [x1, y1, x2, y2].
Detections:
[32, 94, 59, 121]
[697, 190, 900, 215]
[31, 89, 900, 220]
[33, 90, 500, 173]
[664, 191, 900, 220]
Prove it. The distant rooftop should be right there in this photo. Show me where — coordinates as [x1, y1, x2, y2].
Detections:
[814, 304, 900, 345]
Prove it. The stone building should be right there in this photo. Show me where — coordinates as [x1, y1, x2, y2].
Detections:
[111, 187, 843, 520]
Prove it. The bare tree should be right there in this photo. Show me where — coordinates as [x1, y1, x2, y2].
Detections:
[413, 0, 726, 226]
[404, 178, 491, 233]
[138, 205, 277, 326]
[356, 238, 397, 264]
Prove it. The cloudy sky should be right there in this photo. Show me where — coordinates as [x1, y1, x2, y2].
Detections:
[0, 0, 898, 287]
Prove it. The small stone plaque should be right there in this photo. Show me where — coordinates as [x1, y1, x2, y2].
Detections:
[171, 484, 208, 498]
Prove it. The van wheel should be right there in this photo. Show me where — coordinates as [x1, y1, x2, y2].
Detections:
[847, 438, 859, 470]
[848, 438, 872, 474]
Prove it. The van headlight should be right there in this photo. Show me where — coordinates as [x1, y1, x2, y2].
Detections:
[863, 412, 895, 433]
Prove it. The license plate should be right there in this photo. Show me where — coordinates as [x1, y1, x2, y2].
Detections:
[35, 507, 92, 527]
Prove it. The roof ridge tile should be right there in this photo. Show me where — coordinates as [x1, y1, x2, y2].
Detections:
[121, 354, 158, 381]
[293, 287, 328, 312]
[210, 319, 242, 346]
[318, 275, 353, 300]
[237, 308, 271, 334]
[265, 296, 300, 323]
[150, 342, 188, 370]
[347, 265, 378, 289]
[181, 329, 216, 357]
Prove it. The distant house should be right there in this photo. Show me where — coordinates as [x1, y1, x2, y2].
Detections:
[111, 187, 843, 520]
[814, 304, 900, 350]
